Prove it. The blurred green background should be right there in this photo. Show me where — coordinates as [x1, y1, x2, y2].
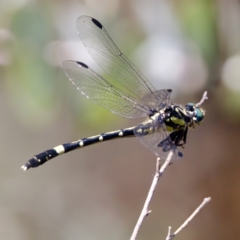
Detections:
[1, 0, 240, 239]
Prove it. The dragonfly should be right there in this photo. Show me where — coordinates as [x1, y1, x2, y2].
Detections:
[21, 16, 205, 171]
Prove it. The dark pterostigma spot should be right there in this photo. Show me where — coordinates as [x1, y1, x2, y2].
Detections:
[76, 62, 88, 68]
[92, 18, 103, 29]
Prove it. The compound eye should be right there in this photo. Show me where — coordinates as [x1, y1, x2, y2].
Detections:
[194, 108, 204, 123]
[185, 103, 194, 112]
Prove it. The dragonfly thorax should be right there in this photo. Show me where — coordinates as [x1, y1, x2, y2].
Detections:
[161, 105, 186, 132]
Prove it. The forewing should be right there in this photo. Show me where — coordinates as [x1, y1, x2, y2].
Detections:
[62, 61, 149, 119]
[141, 89, 172, 110]
[76, 16, 156, 100]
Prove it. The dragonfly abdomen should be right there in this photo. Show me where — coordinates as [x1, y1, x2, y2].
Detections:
[21, 127, 135, 171]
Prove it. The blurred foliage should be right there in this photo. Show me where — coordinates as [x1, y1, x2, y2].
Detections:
[176, 0, 219, 67]
[2, 7, 57, 127]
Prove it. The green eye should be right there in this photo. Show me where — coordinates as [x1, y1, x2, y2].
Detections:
[185, 103, 204, 123]
[194, 108, 204, 123]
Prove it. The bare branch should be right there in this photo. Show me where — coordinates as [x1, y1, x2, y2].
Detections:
[195, 91, 208, 107]
[166, 226, 172, 240]
[166, 197, 212, 240]
[130, 151, 173, 240]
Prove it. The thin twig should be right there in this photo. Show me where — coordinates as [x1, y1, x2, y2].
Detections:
[166, 226, 172, 240]
[130, 151, 173, 240]
[166, 197, 212, 240]
[195, 91, 208, 107]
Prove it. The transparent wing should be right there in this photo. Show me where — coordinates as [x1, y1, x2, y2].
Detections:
[76, 16, 156, 100]
[141, 89, 172, 111]
[62, 61, 150, 119]
[134, 120, 183, 161]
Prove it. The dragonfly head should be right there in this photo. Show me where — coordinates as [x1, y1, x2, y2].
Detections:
[185, 103, 205, 126]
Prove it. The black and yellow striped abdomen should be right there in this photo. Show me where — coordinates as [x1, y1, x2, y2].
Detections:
[22, 127, 135, 170]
